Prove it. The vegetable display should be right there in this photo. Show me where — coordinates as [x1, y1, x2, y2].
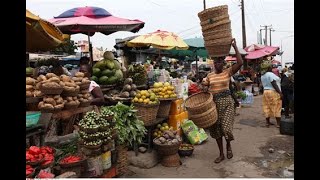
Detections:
[38, 95, 64, 111]
[59, 155, 82, 164]
[128, 64, 147, 86]
[153, 129, 182, 145]
[132, 89, 159, 104]
[152, 82, 177, 99]
[108, 102, 147, 147]
[26, 77, 43, 97]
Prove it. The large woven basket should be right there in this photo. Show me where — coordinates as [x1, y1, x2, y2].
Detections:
[61, 89, 80, 97]
[203, 30, 232, 42]
[185, 92, 214, 115]
[133, 103, 160, 126]
[198, 5, 229, 21]
[201, 19, 231, 32]
[200, 14, 230, 26]
[116, 145, 128, 176]
[79, 100, 92, 107]
[160, 153, 181, 167]
[153, 138, 181, 156]
[202, 22, 231, 36]
[189, 106, 218, 128]
[157, 99, 174, 118]
[39, 86, 63, 95]
[205, 44, 232, 57]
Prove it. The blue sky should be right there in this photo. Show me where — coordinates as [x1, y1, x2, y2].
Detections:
[27, 0, 294, 65]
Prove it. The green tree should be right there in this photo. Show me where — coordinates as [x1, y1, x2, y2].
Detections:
[50, 39, 77, 55]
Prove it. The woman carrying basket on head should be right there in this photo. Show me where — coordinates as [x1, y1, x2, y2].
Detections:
[202, 38, 243, 163]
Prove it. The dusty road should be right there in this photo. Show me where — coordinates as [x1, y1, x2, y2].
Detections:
[124, 95, 294, 178]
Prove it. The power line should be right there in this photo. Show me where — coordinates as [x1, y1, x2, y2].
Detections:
[177, 25, 200, 35]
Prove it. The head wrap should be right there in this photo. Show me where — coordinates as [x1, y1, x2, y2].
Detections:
[260, 60, 272, 74]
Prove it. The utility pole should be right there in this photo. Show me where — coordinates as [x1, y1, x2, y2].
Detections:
[203, 0, 206, 10]
[240, 0, 247, 48]
[260, 25, 272, 45]
[259, 29, 263, 45]
[269, 27, 275, 46]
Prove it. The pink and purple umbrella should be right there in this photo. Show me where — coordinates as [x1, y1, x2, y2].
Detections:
[48, 6, 145, 63]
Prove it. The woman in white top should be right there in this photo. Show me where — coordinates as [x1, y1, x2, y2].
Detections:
[260, 61, 283, 128]
[79, 64, 105, 106]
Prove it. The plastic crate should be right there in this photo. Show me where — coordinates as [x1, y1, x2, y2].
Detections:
[26, 112, 41, 128]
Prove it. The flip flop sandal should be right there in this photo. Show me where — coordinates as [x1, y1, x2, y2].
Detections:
[227, 150, 233, 159]
[214, 156, 225, 163]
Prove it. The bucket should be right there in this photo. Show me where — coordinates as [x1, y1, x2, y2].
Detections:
[101, 151, 112, 170]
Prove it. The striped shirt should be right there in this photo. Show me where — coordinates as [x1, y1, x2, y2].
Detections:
[203, 67, 233, 95]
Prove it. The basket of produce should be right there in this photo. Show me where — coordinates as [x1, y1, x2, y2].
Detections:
[38, 95, 65, 113]
[38, 73, 64, 95]
[79, 82, 91, 90]
[80, 126, 99, 134]
[79, 99, 92, 107]
[116, 144, 128, 176]
[64, 96, 80, 110]
[26, 146, 45, 166]
[153, 130, 182, 156]
[59, 154, 85, 178]
[178, 144, 194, 157]
[26, 111, 41, 128]
[26, 165, 35, 178]
[61, 89, 80, 97]
[83, 140, 103, 149]
[40, 86, 64, 95]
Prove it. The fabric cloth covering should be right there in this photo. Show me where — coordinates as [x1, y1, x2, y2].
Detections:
[262, 90, 282, 118]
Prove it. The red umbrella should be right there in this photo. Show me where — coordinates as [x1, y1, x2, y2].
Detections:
[244, 44, 279, 60]
[49, 6, 145, 63]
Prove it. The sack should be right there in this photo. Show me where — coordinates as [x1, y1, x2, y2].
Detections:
[181, 120, 208, 145]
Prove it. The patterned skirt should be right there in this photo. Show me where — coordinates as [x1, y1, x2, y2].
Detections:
[262, 90, 282, 118]
[209, 95, 235, 141]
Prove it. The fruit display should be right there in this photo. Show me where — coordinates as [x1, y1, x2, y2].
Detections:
[92, 51, 123, 85]
[77, 90, 93, 105]
[38, 95, 64, 111]
[71, 72, 91, 88]
[153, 129, 182, 145]
[131, 89, 159, 104]
[152, 82, 177, 99]
[26, 146, 55, 170]
[63, 96, 80, 109]
[78, 111, 113, 148]
[26, 165, 34, 177]
[60, 74, 80, 95]
[153, 122, 173, 138]
[37, 170, 55, 178]
[128, 64, 147, 86]
[26, 77, 43, 97]
[120, 78, 138, 98]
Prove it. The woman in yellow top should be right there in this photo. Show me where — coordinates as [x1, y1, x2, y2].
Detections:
[203, 39, 243, 163]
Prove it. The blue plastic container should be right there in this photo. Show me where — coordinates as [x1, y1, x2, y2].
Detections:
[26, 112, 41, 128]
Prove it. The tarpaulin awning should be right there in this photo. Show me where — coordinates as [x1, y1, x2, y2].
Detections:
[244, 44, 279, 60]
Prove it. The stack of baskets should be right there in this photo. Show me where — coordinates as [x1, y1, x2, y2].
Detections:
[116, 145, 128, 176]
[153, 139, 181, 167]
[198, 5, 232, 57]
[184, 92, 218, 128]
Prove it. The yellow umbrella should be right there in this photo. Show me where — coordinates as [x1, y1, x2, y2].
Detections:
[127, 30, 189, 50]
[26, 9, 65, 52]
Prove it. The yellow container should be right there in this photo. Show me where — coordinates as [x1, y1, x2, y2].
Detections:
[168, 111, 188, 136]
[169, 98, 184, 115]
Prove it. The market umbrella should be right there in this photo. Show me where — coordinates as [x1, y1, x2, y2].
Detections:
[26, 9, 65, 52]
[127, 30, 189, 50]
[244, 44, 279, 60]
[49, 6, 145, 63]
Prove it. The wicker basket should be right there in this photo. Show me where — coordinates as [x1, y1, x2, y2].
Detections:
[200, 14, 230, 26]
[40, 86, 63, 95]
[64, 103, 80, 110]
[185, 92, 214, 115]
[153, 138, 181, 156]
[61, 89, 80, 97]
[205, 44, 232, 57]
[161, 153, 181, 167]
[202, 22, 231, 36]
[205, 36, 233, 46]
[80, 82, 91, 90]
[198, 5, 229, 21]
[116, 145, 128, 176]
[79, 100, 92, 107]
[157, 99, 173, 118]
[189, 106, 218, 128]
[133, 103, 160, 126]
[203, 30, 232, 42]
[39, 106, 64, 113]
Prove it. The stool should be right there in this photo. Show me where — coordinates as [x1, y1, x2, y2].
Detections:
[133, 117, 167, 156]
[26, 124, 45, 147]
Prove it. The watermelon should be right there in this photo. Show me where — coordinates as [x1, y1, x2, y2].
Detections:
[93, 60, 107, 70]
[114, 69, 123, 80]
[106, 76, 118, 85]
[91, 76, 98, 82]
[99, 76, 109, 85]
[92, 68, 101, 77]
[105, 59, 115, 69]
[113, 60, 121, 70]
[101, 69, 114, 77]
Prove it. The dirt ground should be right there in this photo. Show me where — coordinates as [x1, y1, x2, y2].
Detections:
[123, 95, 294, 178]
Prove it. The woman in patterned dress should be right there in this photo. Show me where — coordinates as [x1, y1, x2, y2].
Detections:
[202, 39, 243, 163]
